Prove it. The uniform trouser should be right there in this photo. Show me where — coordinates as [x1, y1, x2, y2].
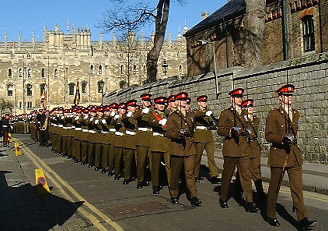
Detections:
[136, 145, 149, 182]
[72, 139, 81, 161]
[151, 151, 164, 187]
[194, 142, 219, 178]
[108, 145, 115, 172]
[66, 137, 73, 157]
[114, 147, 124, 175]
[81, 141, 89, 164]
[87, 142, 95, 165]
[101, 144, 113, 170]
[170, 155, 197, 198]
[220, 156, 253, 203]
[40, 130, 49, 146]
[267, 166, 307, 221]
[62, 136, 68, 155]
[3, 131, 8, 146]
[164, 152, 171, 187]
[94, 143, 103, 168]
[123, 148, 135, 180]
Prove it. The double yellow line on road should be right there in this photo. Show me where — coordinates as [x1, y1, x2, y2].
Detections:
[16, 139, 124, 231]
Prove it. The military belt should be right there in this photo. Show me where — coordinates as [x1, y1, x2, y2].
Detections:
[52, 124, 58, 127]
[126, 130, 136, 136]
[82, 129, 89, 132]
[101, 131, 109, 134]
[58, 125, 64, 128]
[88, 130, 96, 134]
[75, 128, 82, 131]
[109, 128, 116, 132]
[115, 131, 124, 136]
[153, 132, 165, 137]
[71, 126, 75, 129]
[63, 127, 70, 130]
[138, 127, 152, 131]
[195, 126, 207, 130]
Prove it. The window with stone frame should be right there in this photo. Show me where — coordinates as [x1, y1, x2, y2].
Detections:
[8, 68, 12, 78]
[97, 80, 105, 93]
[26, 84, 33, 96]
[99, 65, 103, 74]
[7, 84, 13, 96]
[90, 65, 94, 74]
[302, 15, 315, 52]
[41, 68, 45, 78]
[40, 84, 46, 95]
[18, 68, 23, 77]
[82, 81, 87, 94]
[27, 101, 33, 109]
[133, 65, 137, 74]
[54, 69, 58, 78]
[27, 68, 32, 78]
[120, 65, 124, 75]
[69, 83, 75, 96]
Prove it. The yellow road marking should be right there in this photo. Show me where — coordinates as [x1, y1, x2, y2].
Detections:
[17, 139, 124, 231]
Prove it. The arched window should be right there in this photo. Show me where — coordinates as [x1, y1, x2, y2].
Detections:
[40, 84, 46, 95]
[90, 65, 94, 74]
[8, 68, 12, 78]
[98, 80, 105, 93]
[179, 65, 182, 73]
[133, 65, 137, 74]
[41, 68, 45, 78]
[18, 68, 23, 77]
[302, 15, 315, 52]
[82, 81, 87, 94]
[68, 83, 75, 96]
[7, 84, 13, 96]
[120, 65, 124, 75]
[26, 84, 33, 96]
[99, 65, 102, 74]
[27, 68, 32, 78]
[54, 69, 58, 78]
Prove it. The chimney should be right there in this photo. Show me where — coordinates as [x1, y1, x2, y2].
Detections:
[202, 11, 209, 20]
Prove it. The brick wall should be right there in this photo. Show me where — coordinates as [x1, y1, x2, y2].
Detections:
[105, 51, 328, 164]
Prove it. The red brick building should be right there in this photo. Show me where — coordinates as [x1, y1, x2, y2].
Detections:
[185, 0, 328, 76]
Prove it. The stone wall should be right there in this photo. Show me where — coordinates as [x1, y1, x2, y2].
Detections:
[104, 52, 328, 164]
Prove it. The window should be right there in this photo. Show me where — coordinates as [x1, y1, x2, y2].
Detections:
[7, 85, 13, 96]
[26, 84, 33, 96]
[40, 84, 46, 95]
[54, 69, 58, 78]
[69, 83, 75, 96]
[98, 80, 105, 93]
[90, 65, 94, 74]
[19, 68, 23, 77]
[302, 15, 315, 52]
[41, 68, 45, 78]
[27, 68, 32, 78]
[133, 65, 137, 74]
[82, 81, 87, 94]
[8, 68, 12, 78]
[27, 102, 32, 109]
[179, 65, 182, 73]
[19, 102, 22, 109]
[120, 65, 124, 75]
[99, 65, 102, 74]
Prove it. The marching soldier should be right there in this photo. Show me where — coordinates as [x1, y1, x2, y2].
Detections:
[133, 93, 153, 189]
[265, 84, 316, 229]
[94, 107, 105, 171]
[80, 108, 90, 165]
[167, 95, 177, 113]
[122, 100, 138, 185]
[148, 96, 171, 194]
[166, 92, 202, 207]
[217, 88, 258, 213]
[1, 114, 10, 147]
[193, 95, 221, 184]
[87, 108, 98, 168]
[71, 108, 83, 163]
[113, 103, 126, 180]
[106, 103, 119, 176]
[38, 109, 49, 147]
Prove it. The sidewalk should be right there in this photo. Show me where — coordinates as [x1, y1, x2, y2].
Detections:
[202, 153, 328, 195]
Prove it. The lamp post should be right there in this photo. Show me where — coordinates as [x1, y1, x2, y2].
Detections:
[198, 40, 219, 99]
[99, 80, 105, 105]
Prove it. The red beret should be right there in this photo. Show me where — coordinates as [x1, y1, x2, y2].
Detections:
[197, 95, 208, 102]
[241, 99, 254, 108]
[109, 103, 118, 109]
[276, 84, 295, 95]
[175, 92, 188, 100]
[96, 107, 103, 112]
[118, 103, 126, 109]
[168, 95, 176, 102]
[140, 93, 152, 101]
[104, 106, 111, 111]
[126, 100, 137, 107]
[229, 88, 244, 97]
[154, 96, 167, 104]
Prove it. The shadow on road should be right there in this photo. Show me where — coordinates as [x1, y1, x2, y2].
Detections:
[0, 171, 83, 231]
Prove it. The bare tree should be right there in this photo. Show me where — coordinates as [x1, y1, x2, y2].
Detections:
[100, 0, 185, 83]
[233, 0, 266, 67]
[0, 98, 13, 117]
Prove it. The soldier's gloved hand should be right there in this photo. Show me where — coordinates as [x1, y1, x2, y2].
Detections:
[75, 116, 80, 120]
[126, 111, 133, 117]
[114, 114, 120, 120]
[83, 115, 88, 120]
[95, 119, 99, 124]
[102, 119, 107, 124]
[142, 108, 150, 114]
[230, 126, 241, 138]
[110, 111, 116, 117]
[282, 134, 295, 145]
[242, 128, 252, 136]
[178, 129, 186, 138]
[205, 111, 213, 116]
[90, 117, 94, 122]
[159, 118, 167, 126]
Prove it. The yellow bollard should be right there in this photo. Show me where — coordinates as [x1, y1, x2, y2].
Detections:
[14, 142, 22, 156]
[35, 168, 51, 196]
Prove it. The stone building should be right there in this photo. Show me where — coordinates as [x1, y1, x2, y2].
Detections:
[0, 25, 188, 114]
[184, 0, 328, 76]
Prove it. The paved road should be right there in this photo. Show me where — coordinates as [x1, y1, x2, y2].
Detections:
[1, 134, 327, 231]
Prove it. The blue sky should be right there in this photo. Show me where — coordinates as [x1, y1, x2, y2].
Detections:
[0, 0, 226, 42]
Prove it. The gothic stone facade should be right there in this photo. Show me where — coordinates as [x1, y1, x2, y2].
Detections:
[185, 0, 328, 77]
[0, 26, 187, 114]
